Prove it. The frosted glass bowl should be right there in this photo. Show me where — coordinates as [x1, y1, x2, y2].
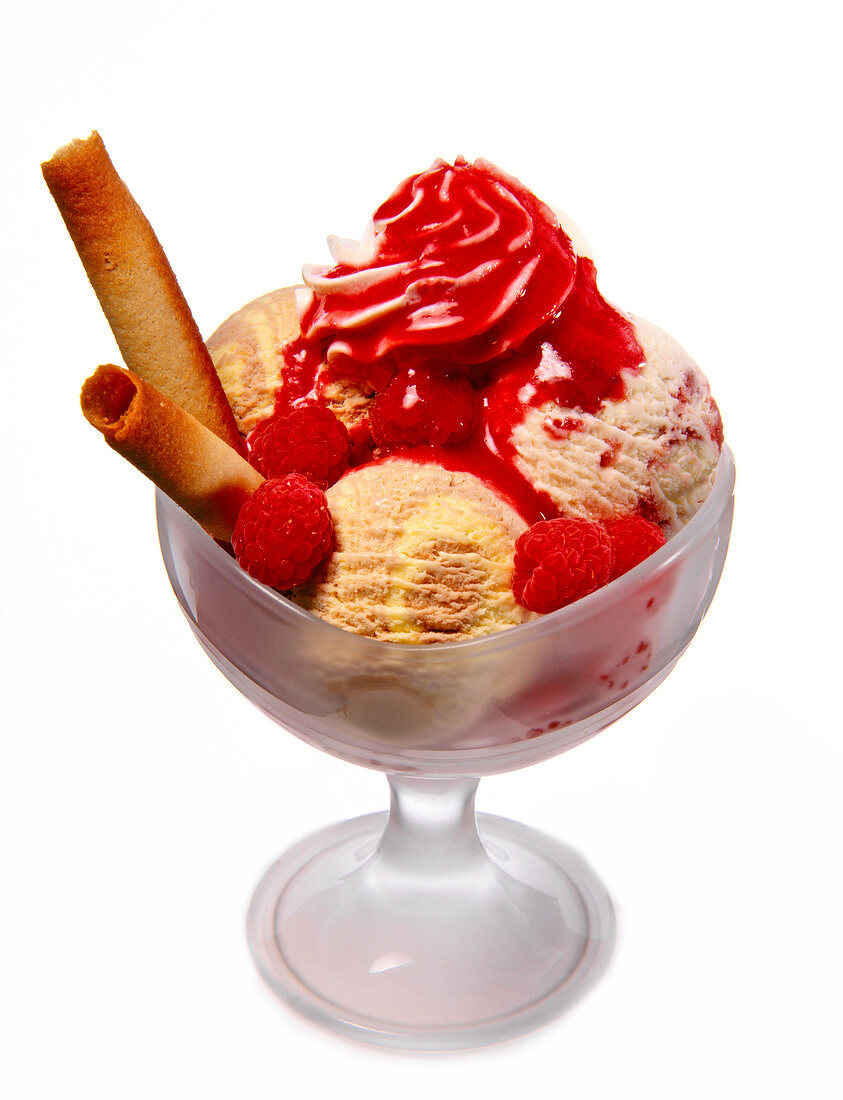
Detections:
[156, 446, 735, 1049]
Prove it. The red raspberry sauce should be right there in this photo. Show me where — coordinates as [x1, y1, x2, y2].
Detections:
[273, 158, 645, 524]
[271, 256, 643, 525]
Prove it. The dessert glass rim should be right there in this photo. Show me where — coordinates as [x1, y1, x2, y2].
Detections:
[156, 445, 735, 660]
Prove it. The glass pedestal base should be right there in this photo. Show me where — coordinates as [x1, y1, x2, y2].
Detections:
[246, 809, 615, 1050]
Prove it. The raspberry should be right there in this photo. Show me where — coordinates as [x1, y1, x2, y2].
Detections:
[232, 474, 334, 589]
[248, 404, 349, 488]
[604, 516, 666, 580]
[512, 518, 613, 613]
[370, 365, 477, 447]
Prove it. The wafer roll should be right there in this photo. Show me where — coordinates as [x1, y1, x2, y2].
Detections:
[44, 132, 244, 453]
[81, 364, 263, 541]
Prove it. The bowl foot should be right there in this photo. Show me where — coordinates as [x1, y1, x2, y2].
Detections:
[246, 812, 615, 1050]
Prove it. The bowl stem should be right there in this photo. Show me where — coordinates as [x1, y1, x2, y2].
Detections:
[375, 774, 486, 873]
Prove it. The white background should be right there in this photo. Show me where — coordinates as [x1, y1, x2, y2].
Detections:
[2, 1, 840, 1096]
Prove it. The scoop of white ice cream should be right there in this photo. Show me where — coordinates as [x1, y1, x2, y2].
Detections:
[509, 318, 722, 533]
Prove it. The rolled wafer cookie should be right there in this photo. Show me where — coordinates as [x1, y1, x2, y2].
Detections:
[44, 132, 244, 453]
[81, 364, 263, 541]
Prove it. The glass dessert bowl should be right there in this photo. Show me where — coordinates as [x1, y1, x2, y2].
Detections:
[42, 134, 731, 1050]
[156, 446, 734, 1050]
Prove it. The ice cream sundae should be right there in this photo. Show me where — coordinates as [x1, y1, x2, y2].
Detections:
[44, 135, 723, 644]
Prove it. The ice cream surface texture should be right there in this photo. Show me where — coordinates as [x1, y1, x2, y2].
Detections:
[290, 461, 531, 643]
[206, 157, 723, 641]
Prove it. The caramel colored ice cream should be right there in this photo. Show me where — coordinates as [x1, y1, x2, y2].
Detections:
[206, 288, 298, 436]
[290, 461, 531, 642]
[207, 286, 374, 443]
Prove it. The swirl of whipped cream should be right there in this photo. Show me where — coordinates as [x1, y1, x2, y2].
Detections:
[298, 157, 577, 374]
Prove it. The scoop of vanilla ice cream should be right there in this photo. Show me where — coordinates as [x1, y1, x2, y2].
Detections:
[290, 461, 532, 643]
[510, 318, 722, 534]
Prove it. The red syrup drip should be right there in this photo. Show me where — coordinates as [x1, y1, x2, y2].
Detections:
[483, 259, 643, 433]
[368, 437, 560, 526]
[275, 337, 325, 411]
[259, 260, 644, 527]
